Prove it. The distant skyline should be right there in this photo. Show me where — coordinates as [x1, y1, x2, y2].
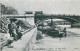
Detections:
[0, 0, 80, 15]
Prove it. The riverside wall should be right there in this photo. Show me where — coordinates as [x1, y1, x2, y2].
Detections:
[2, 27, 37, 51]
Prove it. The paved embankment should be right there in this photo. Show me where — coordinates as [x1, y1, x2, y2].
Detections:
[2, 27, 37, 51]
[66, 28, 80, 37]
[67, 28, 80, 34]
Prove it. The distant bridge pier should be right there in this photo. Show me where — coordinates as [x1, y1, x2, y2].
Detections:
[24, 17, 26, 21]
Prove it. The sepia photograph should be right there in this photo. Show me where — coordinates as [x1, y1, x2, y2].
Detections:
[0, 0, 80, 51]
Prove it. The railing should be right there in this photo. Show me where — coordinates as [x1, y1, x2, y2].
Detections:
[23, 27, 37, 51]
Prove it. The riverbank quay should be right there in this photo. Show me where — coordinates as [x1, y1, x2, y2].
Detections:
[66, 28, 80, 36]
[0, 33, 10, 51]
[1, 27, 37, 51]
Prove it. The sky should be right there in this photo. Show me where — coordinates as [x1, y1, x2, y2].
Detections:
[0, 0, 80, 15]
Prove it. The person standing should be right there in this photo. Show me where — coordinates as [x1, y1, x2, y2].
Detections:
[8, 20, 17, 40]
[64, 27, 67, 38]
[8, 21, 14, 37]
[16, 24, 22, 40]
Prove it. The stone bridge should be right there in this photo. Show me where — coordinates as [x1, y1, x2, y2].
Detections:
[34, 12, 80, 24]
[2, 12, 80, 25]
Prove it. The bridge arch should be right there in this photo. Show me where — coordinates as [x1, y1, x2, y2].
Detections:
[34, 13, 80, 25]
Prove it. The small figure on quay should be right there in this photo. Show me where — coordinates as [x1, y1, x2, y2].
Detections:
[64, 27, 67, 38]
[16, 21, 22, 40]
[8, 19, 18, 41]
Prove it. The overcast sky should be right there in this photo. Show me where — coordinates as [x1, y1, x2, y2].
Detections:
[0, 0, 80, 15]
